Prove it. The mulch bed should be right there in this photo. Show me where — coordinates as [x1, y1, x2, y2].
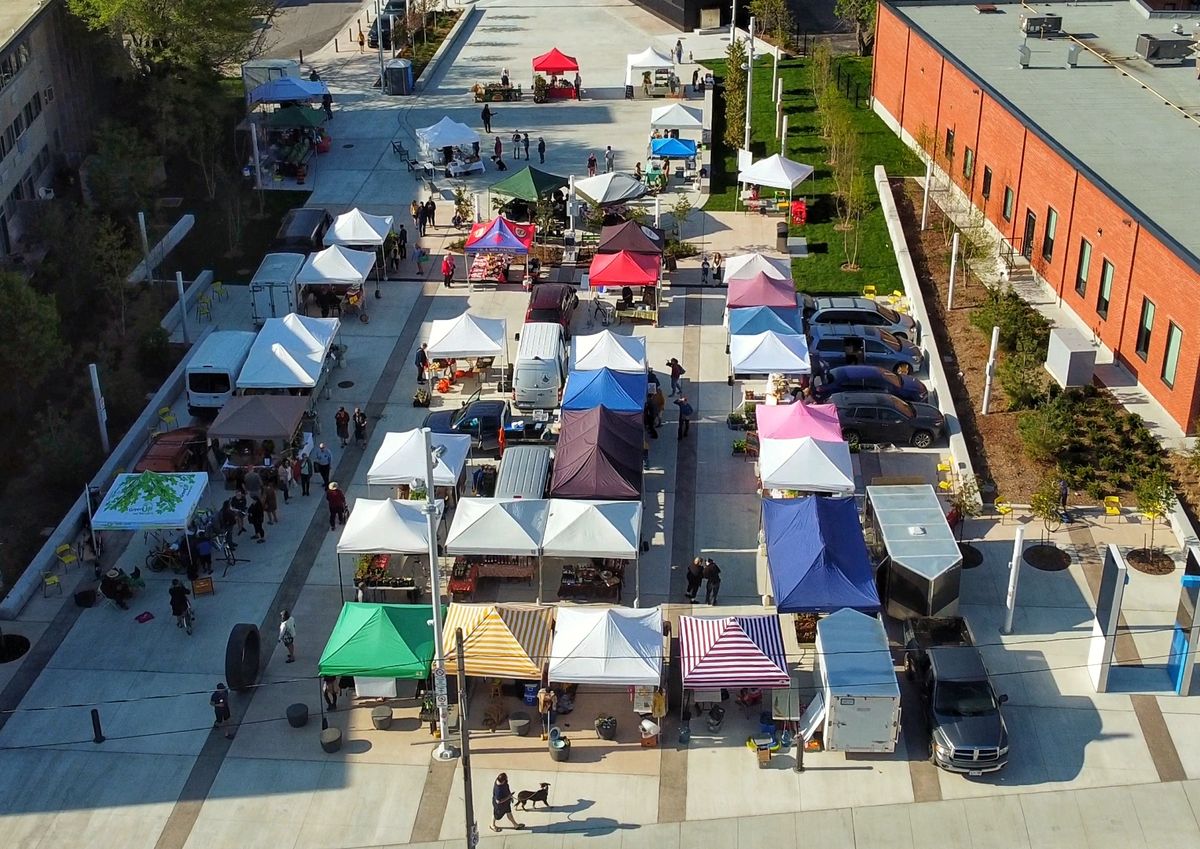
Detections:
[1126, 548, 1176, 575]
[1023, 544, 1071, 572]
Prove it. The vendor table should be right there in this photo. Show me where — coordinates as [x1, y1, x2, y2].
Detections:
[557, 561, 624, 603]
[615, 305, 659, 326]
[448, 561, 479, 600]
[468, 253, 518, 284]
[474, 85, 522, 102]
[545, 83, 577, 100]
[460, 555, 535, 583]
[446, 158, 485, 178]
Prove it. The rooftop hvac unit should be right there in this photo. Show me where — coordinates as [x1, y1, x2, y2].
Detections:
[1020, 14, 1063, 37]
[1135, 33, 1194, 66]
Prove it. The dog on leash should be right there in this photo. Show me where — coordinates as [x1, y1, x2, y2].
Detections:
[515, 783, 551, 810]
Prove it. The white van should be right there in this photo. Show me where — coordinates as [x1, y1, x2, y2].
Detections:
[495, 444, 553, 499]
[513, 322, 567, 410]
[186, 331, 257, 415]
[250, 252, 306, 326]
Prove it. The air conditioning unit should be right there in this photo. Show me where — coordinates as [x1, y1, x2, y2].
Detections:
[1020, 14, 1063, 37]
[1135, 33, 1194, 66]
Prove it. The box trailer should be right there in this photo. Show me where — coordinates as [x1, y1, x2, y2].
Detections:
[250, 252, 306, 326]
[800, 608, 901, 753]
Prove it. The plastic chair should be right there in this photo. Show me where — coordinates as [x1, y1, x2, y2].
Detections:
[158, 407, 177, 428]
[1104, 496, 1122, 522]
[42, 571, 62, 597]
[196, 295, 212, 322]
[863, 284, 877, 300]
[995, 498, 1013, 524]
[212, 280, 228, 301]
[55, 543, 78, 571]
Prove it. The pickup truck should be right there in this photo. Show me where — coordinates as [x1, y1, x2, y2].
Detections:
[423, 399, 553, 454]
[903, 617, 1010, 774]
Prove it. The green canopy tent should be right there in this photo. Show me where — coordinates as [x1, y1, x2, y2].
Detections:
[268, 106, 326, 129]
[490, 165, 569, 202]
[318, 602, 444, 679]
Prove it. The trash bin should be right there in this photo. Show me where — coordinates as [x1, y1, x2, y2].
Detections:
[371, 706, 393, 730]
[320, 727, 342, 753]
[509, 711, 531, 737]
[776, 222, 789, 252]
[286, 703, 309, 728]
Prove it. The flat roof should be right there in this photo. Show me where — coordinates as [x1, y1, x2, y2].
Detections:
[867, 484, 962, 579]
[891, 1, 1200, 270]
[0, 1, 48, 53]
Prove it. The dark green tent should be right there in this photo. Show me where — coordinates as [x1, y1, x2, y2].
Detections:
[490, 166, 569, 202]
[268, 106, 326, 129]
[318, 603, 443, 679]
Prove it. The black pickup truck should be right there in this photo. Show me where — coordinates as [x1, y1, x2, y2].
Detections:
[423, 399, 554, 454]
[903, 617, 1009, 774]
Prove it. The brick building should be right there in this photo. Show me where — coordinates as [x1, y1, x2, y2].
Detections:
[871, 0, 1200, 432]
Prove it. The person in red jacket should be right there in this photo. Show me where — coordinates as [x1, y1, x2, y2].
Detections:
[326, 482, 347, 532]
[441, 254, 456, 288]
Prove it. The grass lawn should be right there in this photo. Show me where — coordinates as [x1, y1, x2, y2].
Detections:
[703, 55, 921, 294]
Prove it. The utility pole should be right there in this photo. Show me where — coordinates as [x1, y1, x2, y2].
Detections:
[456, 628, 477, 848]
[423, 428, 457, 759]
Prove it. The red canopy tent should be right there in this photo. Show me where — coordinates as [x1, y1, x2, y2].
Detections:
[532, 48, 579, 74]
[589, 250, 660, 288]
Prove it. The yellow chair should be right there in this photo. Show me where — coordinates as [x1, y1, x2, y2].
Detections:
[55, 543, 78, 571]
[936, 462, 952, 474]
[196, 295, 213, 322]
[1103, 496, 1122, 522]
[158, 407, 177, 429]
[938, 480, 953, 492]
[891, 289, 904, 301]
[43, 571, 62, 597]
[995, 498, 1013, 523]
[212, 280, 228, 301]
[863, 284, 877, 300]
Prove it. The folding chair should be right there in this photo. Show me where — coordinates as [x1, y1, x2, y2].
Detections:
[42, 571, 62, 597]
[211, 280, 229, 301]
[55, 543, 78, 572]
[1103, 496, 1122, 523]
[158, 407, 177, 429]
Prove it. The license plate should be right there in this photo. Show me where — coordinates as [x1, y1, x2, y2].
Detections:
[968, 770, 982, 777]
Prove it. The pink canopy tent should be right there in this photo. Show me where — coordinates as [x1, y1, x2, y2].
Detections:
[755, 402, 843, 442]
[726, 271, 796, 309]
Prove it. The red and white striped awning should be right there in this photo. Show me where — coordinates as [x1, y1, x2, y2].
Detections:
[679, 615, 790, 689]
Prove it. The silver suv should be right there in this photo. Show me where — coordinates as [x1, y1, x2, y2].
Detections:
[809, 324, 924, 374]
[808, 296, 919, 342]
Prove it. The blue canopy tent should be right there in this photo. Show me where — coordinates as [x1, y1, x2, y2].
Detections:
[728, 306, 803, 337]
[651, 137, 697, 158]
[762, 496, 880, 613]
[249, 77, 329, 105]
[562, 368, 647, 413]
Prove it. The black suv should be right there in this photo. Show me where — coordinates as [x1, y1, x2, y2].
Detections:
[830, 392, 945, 448]
[270, 208, 332, 254]
[811, 365, 929, 404]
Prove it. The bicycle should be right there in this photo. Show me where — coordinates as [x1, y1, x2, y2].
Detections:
[178, 604, 195, 636]
[217, 531, 251, 577]
[146, 545, 183, 573]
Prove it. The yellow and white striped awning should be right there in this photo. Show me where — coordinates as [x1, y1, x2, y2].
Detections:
[443, 603, 554, 679]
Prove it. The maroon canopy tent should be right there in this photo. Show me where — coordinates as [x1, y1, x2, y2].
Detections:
[532, 48, 580, 74]
[725, 271, 797, 309]
[550, 408, 643, 500]
[598, 221, 666, 255]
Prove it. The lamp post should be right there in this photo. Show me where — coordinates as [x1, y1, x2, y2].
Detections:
[421, 427, 458, 760]
[743, 17, 756, 153]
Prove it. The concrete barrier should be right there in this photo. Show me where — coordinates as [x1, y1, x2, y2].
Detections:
[160, 270, 215, 337]
[412, 4, 479, 95]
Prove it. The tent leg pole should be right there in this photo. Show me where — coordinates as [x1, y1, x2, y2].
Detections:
[634, 553, 640, 608]
[337, 554, 344, 603]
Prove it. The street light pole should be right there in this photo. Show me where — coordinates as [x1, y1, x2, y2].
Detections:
[422, 427, 458, 760]
[743, 17, 756, 153]
[456, 628, 478, 849]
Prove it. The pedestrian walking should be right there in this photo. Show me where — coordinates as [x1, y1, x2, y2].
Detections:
[353, 407, 367, 448]
[248, 495, 266, 543]
[674, 394, 693, 440]
[276, 458, 291, 503]
[417, 204, 428, 237]
[1058, 478, 1069, 510]
[326, 482, 347, 532]
[279, 609, 296, 663]
[415, 342, 430, 384]
[210, 683, 233, 738]
[321, 92, 333, 120]
[313, 443, 333, 487]
[691, 68, 699, 94]
[243, 467, 262, 501]
[425, 198, 437, 228]
[263, 481, 279, 524]
[410, 199, 421, 230]
[522, 132, 530, 161]
[537, 136, 546, 164]
[573, 72, 581, 99]
[322, 675, 339, 710]
[490, 773, 525, 832]
[335, 406, 350, 447]
[481, 103, 493, 133]
[674, 39, 683, 64]
[685, 557, 704, 601]
[298, 454, 313, 496]
[644, 398, 658, 439]
[587, 152, 597, 176]
[666, 357, 685, 395]
[653, 382, 666, 427]
[358, 30, 365, 51]
[230, 489, 248, 534]
[713, 252, 723, 283]
[388, 239, 401, 274]
[397, 224, 408, 260]
[703, 558, 722, 604]
[512, 131, 522, 159]
[494, 135, 502, 160]
[169, 579, 192, 631]
[701, 256, 710, 282]
[604, 145, 615, 173]
[196, 535, 213, 574]
[441, 254, 456, 288]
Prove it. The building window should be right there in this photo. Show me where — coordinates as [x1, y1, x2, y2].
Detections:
[962, 147, 974, 180]
[1002, 187, 1014, 221]
[1162, 322, 1182, 389]
[944, 128, 955, 162]
[1074, 238, 1092, 296]
[1135, 297, 1155, 360]
[981, 166, 992, 200]
[1097, 259, 1114, 319]
[0, 39, 31, 93]
[1042, 207, 1058, 262]
[12, 113, 25, 140]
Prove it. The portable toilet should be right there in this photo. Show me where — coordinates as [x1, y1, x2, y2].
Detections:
[384, 59, 414, 96]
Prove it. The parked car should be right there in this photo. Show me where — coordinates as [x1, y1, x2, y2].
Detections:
[807, 296, 919, 341]
[525, 283, 578, 338]
[270, 208, 332, 254]
[367, 17, 394, 49]
[423, 399, 553, 454]
[811, 365, 929, 404]
[809, 323, 923, 374]
[903, 617, 1009, 774]
[829, 392, 944, 448]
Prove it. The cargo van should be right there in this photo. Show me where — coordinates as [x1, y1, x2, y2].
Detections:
[186, 331, 257, 415]
[495, 444, 553, 499]
[250, 252, 306, 326]
[513, 322, 567, 410]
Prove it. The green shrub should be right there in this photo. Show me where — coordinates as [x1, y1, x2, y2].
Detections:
[664, 240, 700, 259]
[969, 285, 1051, 357]
[1017, 398, 1069, 462]
[997, 353, 1046, 411]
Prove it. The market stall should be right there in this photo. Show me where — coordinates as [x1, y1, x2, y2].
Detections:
[865, 485, 963, 620]
[324, 208, 393, 249]
[679, 615, 791, 732]
[725, 272, 796, 310]
[336, 498, 434, 603]
[589, 249, 662, 325]
[649, 102, 702, 135]
[366, 429, 471, 499]
[754, 401, 842, 441]
[489, 166, 569, 226]
[727, 306, 803, 337]
[625, 47, 675, 99]
[297, 244, 376, 321]
[543, 498, 642, 605]
[415, 116, 484, 174]
[207, 395, 312, 486]
[570, 330, 647, 373]
[424, 312, 508, 386]
[729, 330, 811, 378]
[442, 603, 554, 681]
[531, 48, 580, 101]
[724, 252, 792, 282]
[737, 153, 815, 216]
[550, 408, 643, 501]
[761, 496, 878, 612]
[597, 220, 665, 255]
[758, 437, 855, 495]
[248, 77, 327, 106]
[246, 79, 331, 188]
[236, 314, 340, 408]
[649, 136, 697, 161]
[317, 602, 439, 700]
[444, 497, 549, 597]
[573, 171, 648, 207]
[562, 368, 647, 413]
[464, 216, 534, 285]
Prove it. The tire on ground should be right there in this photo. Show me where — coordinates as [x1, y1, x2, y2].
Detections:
[225, 623, 261, 691]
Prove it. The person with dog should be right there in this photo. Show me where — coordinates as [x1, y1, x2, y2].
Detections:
[516, 782, 551, 810]
[491, 773, 524, 831]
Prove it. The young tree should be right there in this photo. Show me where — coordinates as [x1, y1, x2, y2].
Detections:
[0, 273, 66, 407]
[749, 0, 795, 48]
[94, 216, 139, 337]
[1136, 468, 1177, 554]
[671, 195, 693, 239]
[723, 38, 749, 151]
[1030, 474, 1064, 539]
[958, 205, 998, 287]
[811, 42, 834, 141]
[85, 122, 163, 218]
[834, 0, 877, 56]
[947, 475, 983, 541]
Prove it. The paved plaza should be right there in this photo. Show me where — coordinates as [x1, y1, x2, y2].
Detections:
[2, 2, 1200, 848]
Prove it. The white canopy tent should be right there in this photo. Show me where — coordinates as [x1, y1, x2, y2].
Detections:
[737, 153, 815, 212]
[444, 498, 549, 557]
[366, 430, 472, 491]
[91, 472, 209, 532]
[570, 330, 647, 373]
[549, 607, 664, 686]
[759, 437, 855, 494]
[416, 117, 481, 158]
[625, 46, 674, 86]
[426, 313, 507, 358]
[237, 314, 339, 391]
[542, 499, 642, 559]
[324, 209, 394, 247]
[724, 252, 791, 282]
[649, 103, 702, 130]
[573, 172, 648, 206]
[335, 498, 435, 601]
[296, 245, 376, 288]
[730, 330, 811, 375]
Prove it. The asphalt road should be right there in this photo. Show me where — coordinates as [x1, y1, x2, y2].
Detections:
[256, 0, 367, 61]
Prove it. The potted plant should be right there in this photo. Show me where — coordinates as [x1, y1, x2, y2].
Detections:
[732, 438, 747, 455]
[726, 410, 745, 430]
[533, 74, 548, 103]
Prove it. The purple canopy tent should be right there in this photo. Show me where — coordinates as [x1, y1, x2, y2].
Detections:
[550, 408, 643, 500]
[598, 221, 666, 255]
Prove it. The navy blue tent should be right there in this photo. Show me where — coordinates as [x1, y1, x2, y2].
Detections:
[562, 368, 647, 413]
[762, 497, 879, 613]
[728, 306, 803, 337]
